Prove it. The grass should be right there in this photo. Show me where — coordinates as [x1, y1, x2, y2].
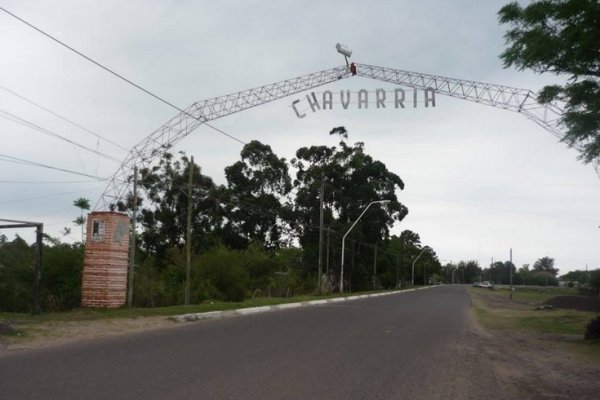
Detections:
[0, 290, 392, 322]
[469, 286, 600, 359]
[470, 287, 595, 334]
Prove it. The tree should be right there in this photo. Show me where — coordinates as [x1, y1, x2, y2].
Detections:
[0, 235, 34, 311]
[461, 260, 482, 284]
[560, 269, 591, 285]
[73, 197, 90, 243]
[291, 131, 408, 289]
[517, 264, 531, 285]
[590, 269, 600, 296]
[329, 126, 348, 142]
[533, 256, 559, 276]
[224, 140, 292, 250]
[135, 152, 223, 263]
[499, 0, 600, 163]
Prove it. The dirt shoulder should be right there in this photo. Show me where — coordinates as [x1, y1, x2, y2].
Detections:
[0, 315, 178, 356]
[468, 287, 600, 400]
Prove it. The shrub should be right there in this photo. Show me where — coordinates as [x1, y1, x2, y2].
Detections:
[194, 246, 248, 302]
[584, 316, 600, 340]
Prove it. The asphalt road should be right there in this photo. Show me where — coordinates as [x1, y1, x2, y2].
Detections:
[0, 286, 507, 400]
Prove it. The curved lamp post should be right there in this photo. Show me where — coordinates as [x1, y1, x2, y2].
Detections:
[411, 246, 429, 286]
[340, 200, 390, 293]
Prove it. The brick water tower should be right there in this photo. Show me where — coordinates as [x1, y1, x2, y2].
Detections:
[81, 211, 130, 308]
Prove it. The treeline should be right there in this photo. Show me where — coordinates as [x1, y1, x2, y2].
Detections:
[0, 236, 83, 312]
[1, 129, 443, 312]
[440, 256, 600, 290]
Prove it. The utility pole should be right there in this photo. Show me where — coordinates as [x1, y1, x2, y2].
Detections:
[185, 157, 194, 305]
[34, 224, 43, 314]
[373, 244, 378, 290]
[317, 172, 325, 294]
[411, 247, 427, 286]
[509, 248, 513, 300]
[396, 252, 400, 289]
[127, 166, 138, 308]
[326, 226, 330, 276]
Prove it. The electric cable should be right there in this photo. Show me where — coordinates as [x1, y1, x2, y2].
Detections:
[0, 153, 108, 180]
[0, 186, 103, 204]
[0, 108, 121, 163]
[0, 5, 246, 146]
[0, 83, 130, 152]
[0, 179, 101, 184]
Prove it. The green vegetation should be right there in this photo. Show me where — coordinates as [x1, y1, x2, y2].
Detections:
[585, 316, 600, 340]
[470, 287, 597, 336]
[499, 0, 600, 163]
[0, 128, 443, 313]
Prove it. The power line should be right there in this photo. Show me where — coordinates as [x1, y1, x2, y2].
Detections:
[0, 5, 246, 146]
[0, 186, 103, 205]
[0, 153, 108, 180]
[405, 192, 598, 224]
[0, 179, 101, 184]
[0, 108, 122, 163]
[0, 83, 130, 153]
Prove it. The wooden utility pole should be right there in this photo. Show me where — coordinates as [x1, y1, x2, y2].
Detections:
[127, 166, 138, 308]
[185, 157, 195, 305]
[317, 172, 325, 294]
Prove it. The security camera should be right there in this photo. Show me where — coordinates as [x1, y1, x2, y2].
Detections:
[335, 43, 352, 58]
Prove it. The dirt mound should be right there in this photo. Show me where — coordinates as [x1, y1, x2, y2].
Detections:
[544, 296, 600, 312]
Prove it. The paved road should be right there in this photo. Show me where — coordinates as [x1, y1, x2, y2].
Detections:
[0, 286, 506, 399]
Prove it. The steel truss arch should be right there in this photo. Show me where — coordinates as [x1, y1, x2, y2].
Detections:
[96, 63, 597, 210]
[96, 66, 351, 210]
[357, 64, 599, 175]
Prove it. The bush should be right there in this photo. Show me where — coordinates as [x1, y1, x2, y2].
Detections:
[41, 243, 84, 311]
[584, 316, 600, 340]
[194, 246, 248, 302]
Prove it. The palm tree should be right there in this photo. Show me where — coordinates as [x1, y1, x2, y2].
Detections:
[73, 197, 90, 243]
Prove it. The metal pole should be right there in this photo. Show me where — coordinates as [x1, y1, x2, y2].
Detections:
[340, 200, 389, 293]
[185, 157, 194, 305]
[127, 166, 137, 308]
[317, 172, 325, 294]
[411, 247, 427, 286]
[373, 244, 377, 290]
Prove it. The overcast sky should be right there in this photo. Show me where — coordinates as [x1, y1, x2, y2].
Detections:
[1, 0, 598, 274]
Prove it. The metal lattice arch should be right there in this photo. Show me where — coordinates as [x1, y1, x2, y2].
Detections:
[95, 63, 598, 210]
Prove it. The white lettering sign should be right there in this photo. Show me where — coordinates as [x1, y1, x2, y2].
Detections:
[291, 88, 436, 118]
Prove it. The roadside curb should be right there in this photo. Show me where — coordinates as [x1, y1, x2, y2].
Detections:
[170, 285, 435, 323]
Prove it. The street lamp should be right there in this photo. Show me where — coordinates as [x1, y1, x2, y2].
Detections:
[412, 246, 428, 286]
[340, 200, 391, 293]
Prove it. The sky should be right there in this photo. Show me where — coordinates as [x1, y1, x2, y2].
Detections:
[0, 0, 599, 275]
